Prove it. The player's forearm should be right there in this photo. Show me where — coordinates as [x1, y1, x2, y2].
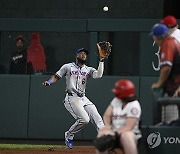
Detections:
[92, 62, 104, 78]
[103, 114, 112, 128]
[43, 75, 59, 86]
[157, 66, 171, 87]
[103, 117, 111, 128]
[103, 105, 113, 128]
[49, 75, 59, 84]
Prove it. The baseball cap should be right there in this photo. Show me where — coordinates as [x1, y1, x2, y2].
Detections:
[149, 23, 169, 37]
[16, 35, 25, 43]
[161, 16, 177, 28]
[76, 48, 89, 55]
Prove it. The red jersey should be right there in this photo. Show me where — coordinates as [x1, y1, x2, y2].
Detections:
[160, 36, 180, 96]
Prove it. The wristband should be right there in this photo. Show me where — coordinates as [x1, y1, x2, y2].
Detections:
[100, 59, 105, 62]
[47, 79, 53, 85]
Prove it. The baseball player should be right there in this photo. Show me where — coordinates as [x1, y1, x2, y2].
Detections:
[95, 79, 141, 154]
[161, 15, 180, 43]
[43, 42, 111, 149]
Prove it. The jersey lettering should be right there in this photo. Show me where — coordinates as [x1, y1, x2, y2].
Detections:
[112, 114, 127, 119]
[56, 62, 96, 94]
[70, 71, 88, 77]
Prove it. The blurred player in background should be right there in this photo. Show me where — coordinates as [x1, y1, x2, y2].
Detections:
[151, 23, 180, 123]
[161, 15, 180, 43]
[95, 79, 141, 154]
[42, 42, 112, 149]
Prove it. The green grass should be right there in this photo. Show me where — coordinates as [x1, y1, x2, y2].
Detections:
[0, 144, 65, 150]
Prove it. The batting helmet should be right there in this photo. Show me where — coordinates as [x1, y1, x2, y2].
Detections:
[150, 23, 169, 37]
[76, 48, 89, 55]
[112, 79, 135, 99]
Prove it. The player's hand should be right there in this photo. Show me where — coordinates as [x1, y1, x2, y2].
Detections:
[173, 87, 180, 97]
[97, 127, 115, 138]
[151, 82, 161, 89]
[42, 81, 51, 86]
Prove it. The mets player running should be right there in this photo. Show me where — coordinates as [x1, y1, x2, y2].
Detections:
[42, 44, 106, 148]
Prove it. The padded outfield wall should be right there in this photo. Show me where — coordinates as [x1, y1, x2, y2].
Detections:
[0, 19, 180, 154]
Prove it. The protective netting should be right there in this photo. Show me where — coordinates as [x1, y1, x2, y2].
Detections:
[0, 31, 140, 75]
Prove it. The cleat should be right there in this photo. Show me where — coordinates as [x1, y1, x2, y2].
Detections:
[65, 139, 73, 149]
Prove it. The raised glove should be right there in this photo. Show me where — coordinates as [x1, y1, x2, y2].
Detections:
[97, 41, 112, 61]
[94, 134, 116, 152]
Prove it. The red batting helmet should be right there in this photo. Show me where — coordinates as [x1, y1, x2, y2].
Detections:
[112, 79, 135, 99]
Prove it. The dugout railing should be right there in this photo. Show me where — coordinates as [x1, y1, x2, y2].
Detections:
[155, 97, 180, 125]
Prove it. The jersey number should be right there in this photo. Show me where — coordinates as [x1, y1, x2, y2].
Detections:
[82, 78, 86, 84]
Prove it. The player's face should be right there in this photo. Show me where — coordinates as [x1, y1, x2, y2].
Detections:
[112, 86, 121, 98]
[16, 40, 24, 49]
[76, 51, 87, 65]
[77, 51, 87, 60]
[153, 36, 161, 45]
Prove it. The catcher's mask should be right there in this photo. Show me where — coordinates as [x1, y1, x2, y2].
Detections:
[112, 79, 135, 99]
[76, 48, 89, 55]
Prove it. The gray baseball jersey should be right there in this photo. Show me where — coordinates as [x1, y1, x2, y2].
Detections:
[55, 62, 104, 95]
[56, 61, 105, 140]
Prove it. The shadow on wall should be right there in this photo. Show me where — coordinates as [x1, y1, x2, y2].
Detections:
[0, 64, 7, 74]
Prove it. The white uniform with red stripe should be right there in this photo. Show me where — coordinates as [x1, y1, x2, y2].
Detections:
[171, 28, 180, 43]
[56, 62, 105, 140]
[110, 97, 142, 139]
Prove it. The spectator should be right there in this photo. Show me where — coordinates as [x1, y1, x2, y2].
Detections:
[151, 23, 180, 123]
[161, 15, 180, 43]
[95, 80, 141, 154]
[151, 23, 180, 97]
[27, 32, 46, 74]
[9, 35, 27, 74]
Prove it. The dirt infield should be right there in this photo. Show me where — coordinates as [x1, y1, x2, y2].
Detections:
[0, 146, 123, 154]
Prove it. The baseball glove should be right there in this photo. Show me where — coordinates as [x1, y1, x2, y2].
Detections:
[97, 41, 112, 61]
[94, 134, 116, 152]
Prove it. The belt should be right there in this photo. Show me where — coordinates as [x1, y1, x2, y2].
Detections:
[67, 91, 84, 97]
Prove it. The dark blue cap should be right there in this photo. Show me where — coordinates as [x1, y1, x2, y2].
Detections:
[76, 48, 89, 55]
[149, 23, 169, 37]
